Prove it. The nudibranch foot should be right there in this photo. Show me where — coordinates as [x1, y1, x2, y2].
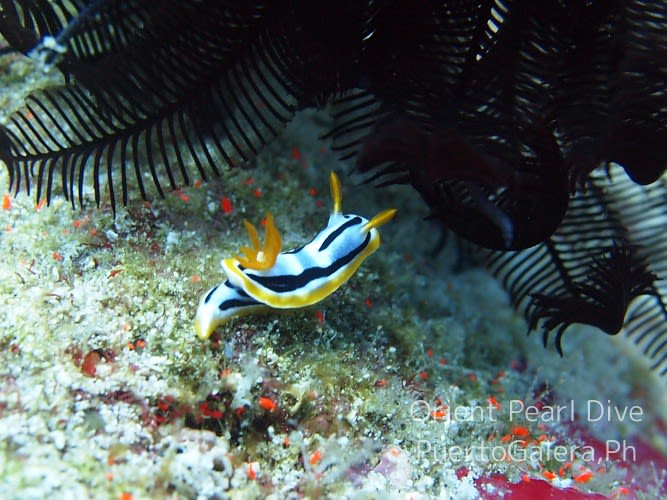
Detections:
[194, 171, 396, 338]
[194, 280, 268, 339]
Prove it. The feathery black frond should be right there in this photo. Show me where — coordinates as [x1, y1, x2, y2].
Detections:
[530, 244, 658, 356]
[474, 165, 667, 372]
[1, 1, 666, 374]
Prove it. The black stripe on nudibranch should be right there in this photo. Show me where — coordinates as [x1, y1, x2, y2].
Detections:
[204, 285, 219, 304]
[219, 298, 259, 310]
[318, 217, 362, 251]
[247, 233, 371, 293]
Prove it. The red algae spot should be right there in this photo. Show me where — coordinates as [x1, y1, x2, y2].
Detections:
[364, 297, 373, 308]
[81, 351, 101, 377]
[543, 470, 557, 481]
[52, 251, 63, 261]
[220, 196, 233, 214]
[511, 426, 530, 438]
[258, 396, 277, 412]
[247, 463, 257, 480]
[199, 401, 224, 419]
[291, 146, 302, 160]
[309, 187, 318, 197]
[2, 194, 11, 210]
[244, 176, 255, 186]
[314, 310, 325, 324]
[574, 470, 594, 483]
[194, 179, 202, 188]
[309, 450, 322, 465]
[476, 474, 607, 500]
[456, 466, 469, 479]
[252, 188, 262, 198]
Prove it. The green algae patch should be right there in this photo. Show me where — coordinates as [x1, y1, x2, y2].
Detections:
[0, 100, 665, 498]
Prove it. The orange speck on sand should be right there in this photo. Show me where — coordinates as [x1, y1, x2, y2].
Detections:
[431, 407, 448, 420]
[511, 426, 530, 438]
[190, 275, 202, 283]
[119, 493, 133, 500]
[574, 470, 593, 483]
[108, 268, 122, 278]
[522, 474, 531, 482]
[488, 395, 501, 409]
[244, 176, 255, 186]
[543, 470, 557, 481]
[419, 371, 428, 380]
[194, 179, 202, 188]
[500, 434, 512, 444]
[253, 188, 262, 198]
[426, 349, 433, 357]
[247, 463, 257, 480]
[178, 191, 190, 202]
[375, 379, 388, 388]
[309, 450, 322, 465]
[2, 194, 11, 210]
[35, 199, 46, 210]
[52, 251, 63, 261]
[617, 486, 630, 496]
[220, 196, 233, 213]
[258, 396, 277, 412]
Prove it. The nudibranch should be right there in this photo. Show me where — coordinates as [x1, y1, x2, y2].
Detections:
[194, 172, 396, 339]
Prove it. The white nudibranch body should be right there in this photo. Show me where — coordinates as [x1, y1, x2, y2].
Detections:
[194, 171, 396, 339]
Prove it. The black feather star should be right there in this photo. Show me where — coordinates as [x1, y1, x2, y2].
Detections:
[529, 244, 658, 357]
[0, 1, 666, 373]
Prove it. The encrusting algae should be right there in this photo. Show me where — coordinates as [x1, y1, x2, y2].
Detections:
[0, 54, 665, 496]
